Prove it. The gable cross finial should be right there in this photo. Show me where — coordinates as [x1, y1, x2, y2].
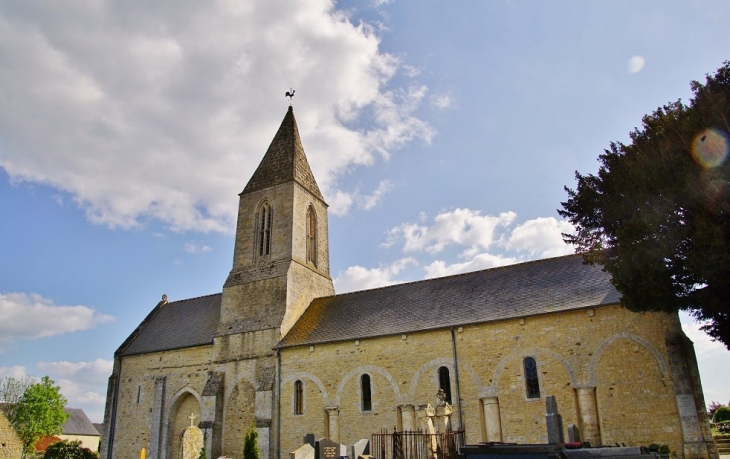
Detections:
[285, 88, 295, 105]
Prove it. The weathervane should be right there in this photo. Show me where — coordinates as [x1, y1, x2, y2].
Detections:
[285, 88, 295, 105]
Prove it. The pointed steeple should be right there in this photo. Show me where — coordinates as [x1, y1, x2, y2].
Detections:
[241, 106, 324, 201]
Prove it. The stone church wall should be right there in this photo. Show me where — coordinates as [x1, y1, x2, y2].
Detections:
[110, 345, 212, 459]
[279, 305, 690, 456]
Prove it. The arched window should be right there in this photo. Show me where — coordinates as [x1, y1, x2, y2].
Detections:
[294, 380, 303, 415]
[523, 357, 540, 399]
[306, 206, 317, 266]
[258, 202, 272, 258]
[361, 374, 372, 411]
[438, 366, 452, 404]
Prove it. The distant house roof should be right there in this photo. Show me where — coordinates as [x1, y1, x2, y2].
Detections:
[62, 408, 99, 437]
[116, 293, 221, 357]
[277, 254, 621, 348]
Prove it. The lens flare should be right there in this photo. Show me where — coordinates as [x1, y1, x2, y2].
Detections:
[691, 128, 729, 168]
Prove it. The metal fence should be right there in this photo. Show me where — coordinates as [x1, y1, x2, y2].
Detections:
[371, 429, 465, 459]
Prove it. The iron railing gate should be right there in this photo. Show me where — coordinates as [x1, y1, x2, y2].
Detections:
[371, 429, 465, 459]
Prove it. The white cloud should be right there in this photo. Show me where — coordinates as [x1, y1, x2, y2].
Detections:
[358, 180, 393, 210]
[424, 253, 519, 278]
[0, 366, 30, 379]
[387, 208, 517, 255]
[383, 209, 575, 278]
[38, 358, 113, 384]
[502, 217, 574, 258]
[0, 292, 115, 341]
[628, 55, 645, 73]
[0, 1, 432, 233]
[184, 241, 212, 254]
[430, 94, 453, 110]
[334, 257, 416, 293]
[402, 65, 422, 78]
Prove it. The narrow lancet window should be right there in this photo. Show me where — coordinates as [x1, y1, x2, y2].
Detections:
[258, 202, 272, 257]
[361, 374, 372, 411]
[306, 206, 317, 266]
[438, 366, 452, 404]
[523, 357, 540, 399]
[294, 380, 303, 415]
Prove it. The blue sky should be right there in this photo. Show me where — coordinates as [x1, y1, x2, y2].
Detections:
[1, 0, 729, 423]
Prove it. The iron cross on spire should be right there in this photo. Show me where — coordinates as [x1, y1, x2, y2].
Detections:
[285, 88, 295, 105]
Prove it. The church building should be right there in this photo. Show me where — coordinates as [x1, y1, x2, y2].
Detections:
[101, 106, 717, 459]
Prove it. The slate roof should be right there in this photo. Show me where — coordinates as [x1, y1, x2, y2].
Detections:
[277, 254, 621, 348]
[241, 106, 324, 201]
[62, 408, 99, 436]
[116, 293, 221, 357]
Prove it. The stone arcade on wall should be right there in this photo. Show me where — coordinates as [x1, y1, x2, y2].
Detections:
[101, 106, 718, 459]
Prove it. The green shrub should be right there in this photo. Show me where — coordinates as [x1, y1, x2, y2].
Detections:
[714, 406, 730, 423]
[243, 426, 259, 459]
[43, 440, 97, 459]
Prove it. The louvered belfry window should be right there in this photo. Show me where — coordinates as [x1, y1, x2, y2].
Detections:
[258, 202, 272, 257]
[306, 206, 317, 266]
[523, 357, 541, 399]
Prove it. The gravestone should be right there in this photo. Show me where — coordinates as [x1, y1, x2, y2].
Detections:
[181, 413, 204, 459]
[317, 438, 347, 459]
[350, 439, 370, 459]
[291, 443, 315, 459]
[304, 434, 316, 448]
[567, 424, 581, 443]
[545, 396, 564, 444]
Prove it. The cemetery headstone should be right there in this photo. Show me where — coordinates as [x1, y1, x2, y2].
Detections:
[304, 434, 316, 448]
[290, 443, 315, 459]
[567, 424, 581, 443]
[545, 396, 564, 444]
[350, 439, 369, 459]
[317, 438, 346, 459]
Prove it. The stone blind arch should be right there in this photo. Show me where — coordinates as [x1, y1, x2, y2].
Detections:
[165, 386, 202, 420]
[485, 346, 577, 397]
[224, 372, 258, 401]
[587, 331, 669, 386]
[334, 365, 400, 406]
[282, 371, 331, 406]
[162, 386, 202, 459]
[408, 357, 454, 402]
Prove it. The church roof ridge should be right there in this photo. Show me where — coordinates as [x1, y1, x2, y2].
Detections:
[324, 253, 585, 299]
[276, 253, 619, 349]
[241, 106, 324, 201]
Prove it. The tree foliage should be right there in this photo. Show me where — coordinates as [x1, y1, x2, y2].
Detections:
[560, 62, 730, 348]
[43, 440, 97, 459]
[715, 406, 730, 423]
[243, 425, 259, 459]
[0, 375, 37, 426]
[14, 376, 69, 458]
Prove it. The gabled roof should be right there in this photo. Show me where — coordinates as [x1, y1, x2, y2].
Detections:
[116, 293, 221, 357]
[277, 254, 620, 348]
[62, 408, 99, 436]
[241, 106, 324, 201]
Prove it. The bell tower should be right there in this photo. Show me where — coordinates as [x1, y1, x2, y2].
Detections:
[217, 105, 335, 343]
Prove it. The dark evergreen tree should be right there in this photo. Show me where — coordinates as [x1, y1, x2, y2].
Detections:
[560, 62, 730, 349]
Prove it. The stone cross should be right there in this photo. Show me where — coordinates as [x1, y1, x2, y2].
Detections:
[188, 412, 197, 427]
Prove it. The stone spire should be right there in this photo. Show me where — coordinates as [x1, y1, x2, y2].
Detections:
[241, 106, 324, 201]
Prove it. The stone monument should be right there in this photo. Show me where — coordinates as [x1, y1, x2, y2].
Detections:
[182, 413, 204, 459]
